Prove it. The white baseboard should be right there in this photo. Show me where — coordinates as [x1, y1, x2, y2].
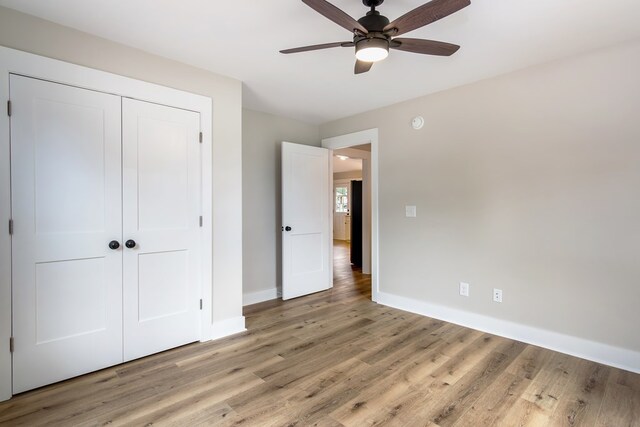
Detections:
[377, 291, 640, 374]
[209, 316, 246, 341]
[243, 288, 280, 306]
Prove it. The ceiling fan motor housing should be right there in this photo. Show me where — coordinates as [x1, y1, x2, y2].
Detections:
[362, 0, 384, 7]
[355, 9, 391, 59]
[357, 10, 390, 33]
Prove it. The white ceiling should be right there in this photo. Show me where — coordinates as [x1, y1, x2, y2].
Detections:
[333, 155, 362, 173]
[2, 0, 639, 124]
[333, 146, 368, 172]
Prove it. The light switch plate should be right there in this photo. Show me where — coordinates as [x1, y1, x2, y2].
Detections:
[405, 205, 417, 217]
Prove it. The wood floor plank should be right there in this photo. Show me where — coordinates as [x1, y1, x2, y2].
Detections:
[498, 397, 556, 426]
[0, 240, 638, 426]
[519, 351, 576, 415]
[595, 381, 640, 427]
[118, 374, 263, 426]
[549, 360, 611, 426]
[506, 344, 554, 380]
[451, 372, 531, 426]
[330, 372, 428, 426]
[416, 342, 528, 427]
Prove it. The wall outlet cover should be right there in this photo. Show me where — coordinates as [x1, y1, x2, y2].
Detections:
[459, 282, 469, 297]
[405, 205, 417, 217]
[493, 288, 503, 303]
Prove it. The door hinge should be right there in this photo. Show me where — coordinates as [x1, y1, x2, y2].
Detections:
[9, 337, 14, 353]
[8, 219, 13, 235]
[199, 299, 203, 310]
[199, 132, 203, 143]
[7, 100, 11, 117]
[199, 216, 203, 227]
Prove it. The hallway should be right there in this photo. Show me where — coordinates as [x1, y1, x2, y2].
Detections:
[331, 239, 371, 301]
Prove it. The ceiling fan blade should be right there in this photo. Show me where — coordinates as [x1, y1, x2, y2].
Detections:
[384, 0, 470, 36]
[354, 60, 373, 75]
[280, 41, 353, 54]
[302, 0, 368, 35]
[390, 38, 460, 56]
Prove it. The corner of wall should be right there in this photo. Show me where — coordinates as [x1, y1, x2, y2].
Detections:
[210, 316, 246, 341]
[243, 288, 281, 306]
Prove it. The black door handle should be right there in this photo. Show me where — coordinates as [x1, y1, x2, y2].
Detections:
[125, 239, 136, 249]
[108, 240, 120, 250]
[284, 226, 292, 231]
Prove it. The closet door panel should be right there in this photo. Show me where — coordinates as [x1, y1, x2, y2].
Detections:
[122, 98, 201, 361]
[10, 75, 123, 393]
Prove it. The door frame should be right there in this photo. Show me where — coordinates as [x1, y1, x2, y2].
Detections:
[322, 129, 379, 302]
[0, 46, 214, 401]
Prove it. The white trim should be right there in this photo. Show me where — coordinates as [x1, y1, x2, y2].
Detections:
[0, 54, 10, 404]
[199, 88, 214, 343]
[377, 291, 640, 374]
[328, 148, 334, 280]
[243, 288, 280, 306]
[322, 129, 379, 302]
[210, 316, 247, 341]
[0, 46, 217, 401]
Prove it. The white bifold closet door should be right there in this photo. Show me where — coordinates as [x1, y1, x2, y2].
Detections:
[10, 75, 124, 393]
[121, 98, 201, 361]
[11, 76, 202, 393]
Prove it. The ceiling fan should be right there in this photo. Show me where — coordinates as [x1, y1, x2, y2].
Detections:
[280, 0, 470, 74]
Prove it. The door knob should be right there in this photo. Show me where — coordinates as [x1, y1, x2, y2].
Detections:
[108, 240, 120, 250]
[125, 239, 136, 249]
[284, 226, 292, 231]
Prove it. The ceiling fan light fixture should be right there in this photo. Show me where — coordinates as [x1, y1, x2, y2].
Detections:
[355, 37, 389, 62]
[280, 0, 471, 74]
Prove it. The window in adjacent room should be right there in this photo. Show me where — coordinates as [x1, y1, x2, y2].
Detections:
[335, 186, 348, 213]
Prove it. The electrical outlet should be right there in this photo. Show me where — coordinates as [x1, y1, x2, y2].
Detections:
[459, 282, 469, 297]
[493, 288, 503, 303]
[405, 205, 417, 217]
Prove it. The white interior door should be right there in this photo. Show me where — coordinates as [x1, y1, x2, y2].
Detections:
[10, 75, 123, 393]
[281, 142, 331, 300]
[122, 98, 201, 361]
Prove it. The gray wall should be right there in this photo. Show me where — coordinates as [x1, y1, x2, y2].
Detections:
[0, 6, 244, 324]
[321, 39, 640, 353]
[242, 109, 320, 300]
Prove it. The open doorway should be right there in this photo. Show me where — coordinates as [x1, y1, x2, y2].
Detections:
[322, 129, 379, 301]
[332, 148, 370, 298]
[333, 146, 368, 263]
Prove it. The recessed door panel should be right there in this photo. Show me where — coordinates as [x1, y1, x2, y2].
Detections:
[138, 250, 189, 322]
[137, 116, 190, 231]
[290, 153, 323, 222]
[122, 98, 201, 361]
[35, 258, 107, 343]
[291, 233, 323, 275]
[34, 99, 106, 234]
[11, 75, 123, 393]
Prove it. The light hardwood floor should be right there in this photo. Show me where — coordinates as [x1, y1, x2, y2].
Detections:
[1, 240, 639, 426]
